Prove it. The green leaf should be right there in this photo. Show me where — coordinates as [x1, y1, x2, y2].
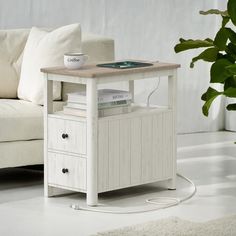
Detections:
[224, 76, 236, 90]
[222, 16, 230, 27]
[175, 39, 214, 53]
[190, 47, 219, 68]
[199, 8, 230, 27]
[225, 43, 236, 62]
[228, 43, 236, 54]
[199, 9, 229, 17]
[226, 64, 236, 74]
[210, 58, 232, 83]
[205, 38, 214, 43]
[224, 51, 236, 63]
[201, 87, 222, 101]
[227, 103, 236, 110]
[214, 28, 230, 50]
[226, 28, 236, 44]
[214, 28, 236, 49]
[201, 87, 222, 116]
[224, 87, 236, 97]
[228, 0, 236, 26]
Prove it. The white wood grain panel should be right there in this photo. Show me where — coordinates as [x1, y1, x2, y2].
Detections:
[48, 117, 86, 155]
[162, 112, 173, 179]
[162, 112, 168, 179]
[48, 73, 87, 84]
[108, 120, 120, 189]
[97, 69, 176, 84]
[165, 112, 173, 177]
[119, 119, 131, 187]
[152, 113, 163, 180]
[48, 152, 86, 190]
[48, 117, 65, 150]
[130, 117, 142, 184]
[47, 149, 86, 158]
[48, 112, 86, 122]
[66, 120, 86, 154]
[99, 105, 169, 122]
[141, 116, 153, 182]
[98, 121, 109, 192]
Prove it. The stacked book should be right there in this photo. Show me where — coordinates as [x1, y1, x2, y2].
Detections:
[63, 89, 132, 117]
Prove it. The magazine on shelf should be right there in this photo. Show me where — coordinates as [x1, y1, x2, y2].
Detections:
[66, 100, 132, 110]
[98, 106, 131, 117]
[63, 105, 131, 117]
[63, 107, 86, 117]
[67, 89, 132, 104]
[66, 102, 87, 110]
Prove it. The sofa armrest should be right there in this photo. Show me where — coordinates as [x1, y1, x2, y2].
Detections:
[82, 33, 115, 63]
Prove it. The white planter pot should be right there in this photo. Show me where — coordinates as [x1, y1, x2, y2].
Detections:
[225, 98, 236, 131]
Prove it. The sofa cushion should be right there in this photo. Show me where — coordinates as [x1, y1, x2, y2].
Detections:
[0, 29, 29, 98]
[17, 23, 82, 105]
[0, 99, 43, 142]
[0, 99, 65, 142]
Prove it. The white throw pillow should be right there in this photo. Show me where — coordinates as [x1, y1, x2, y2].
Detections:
[17, 24, 81, 105]
[0, 29, 29, 98]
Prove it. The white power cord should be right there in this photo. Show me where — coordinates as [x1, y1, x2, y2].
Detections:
[146, 77, 160, 108]
[146, 60, 161, 107]
[71, 173, 197, 214]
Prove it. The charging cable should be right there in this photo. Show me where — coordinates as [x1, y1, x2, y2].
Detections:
[71, 173, 197, 214]
[146, 77, 160, 108]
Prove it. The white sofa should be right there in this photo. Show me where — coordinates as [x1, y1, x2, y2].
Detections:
[0, 29, 114, 168]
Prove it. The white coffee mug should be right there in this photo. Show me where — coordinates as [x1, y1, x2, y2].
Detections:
[64, 53, 89, 69]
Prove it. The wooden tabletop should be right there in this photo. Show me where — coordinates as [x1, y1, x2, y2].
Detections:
[41, 61, 180, 78]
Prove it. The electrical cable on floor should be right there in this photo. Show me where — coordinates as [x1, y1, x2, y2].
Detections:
[71, 76, 197, 213]
[71, 173, 197, 214]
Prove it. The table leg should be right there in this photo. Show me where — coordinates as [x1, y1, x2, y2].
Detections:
[129, 80, 134, 103]
[168, 69, 177, 190]
[86, 79, 98, 206]
[44, 76, 53, 197]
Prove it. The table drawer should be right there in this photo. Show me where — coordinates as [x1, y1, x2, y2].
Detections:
[48, 152, 86, 190]
[48, 117, 86, 155]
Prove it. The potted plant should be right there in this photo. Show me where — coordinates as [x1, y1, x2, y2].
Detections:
[175, 0, 236, 118]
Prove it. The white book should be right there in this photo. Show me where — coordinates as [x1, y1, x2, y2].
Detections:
[98, 100, 131, 109]
[67, 89, 132, 104]
[66, 100, 131, 110]
[66, 102, 87, 110]
[63, 107, 86, 117]
[98, 106, 131, 117]
[63, 105, 131, 117]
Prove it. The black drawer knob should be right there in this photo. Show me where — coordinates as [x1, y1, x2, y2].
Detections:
[62, 133, 68, 139]
[62, 168, 69, 174]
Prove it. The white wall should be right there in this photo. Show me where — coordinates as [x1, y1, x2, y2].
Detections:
[0, 0, 226, 133]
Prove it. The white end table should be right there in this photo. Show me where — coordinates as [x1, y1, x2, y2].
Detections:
[41, 61, 180, 206]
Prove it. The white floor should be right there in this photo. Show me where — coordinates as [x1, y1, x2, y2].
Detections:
[0, 131, 236, 236]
